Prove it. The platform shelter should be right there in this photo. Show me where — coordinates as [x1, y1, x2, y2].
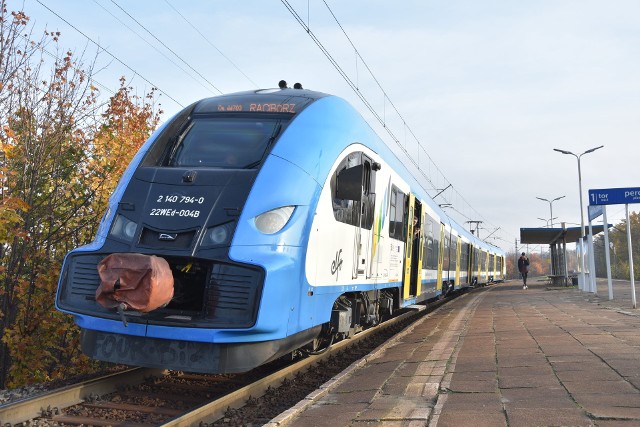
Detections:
[520, 224, 608, 286]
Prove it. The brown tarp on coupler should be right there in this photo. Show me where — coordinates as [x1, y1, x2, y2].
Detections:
[96, 253, 174, 313]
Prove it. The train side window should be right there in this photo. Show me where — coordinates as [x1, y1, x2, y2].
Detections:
[423, 217, 435, 269]
[460, 242, 470, 273]
[473, 248, 479, 271]
[442, 232, 451, 271]
[388, 185, 405, 241]
[450, 236, 458, 271]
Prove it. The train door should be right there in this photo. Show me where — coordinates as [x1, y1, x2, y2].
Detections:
[471, 246, 479, 285]
[479, 250, 487, 283]
[489, 253, 495, 282]
[466, 243, 472, 284]
[442, 227, 451, 287]
[402, 194, 420, 300]
[458, 241, 467, 285]
[417, 209, 426, 296]
[412, 203, 425, 297]
[466, 244, 473, 285]
[334, 152, 377, 279]
[436, 223, 445, 294]
[454, 236, 461, 287]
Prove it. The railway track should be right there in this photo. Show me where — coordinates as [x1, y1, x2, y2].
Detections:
[0, 291, 465, 426]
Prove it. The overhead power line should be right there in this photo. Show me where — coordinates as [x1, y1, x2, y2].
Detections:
[281, 0, 502, 240]
[35, 0, 184, 108]
[280, 1, 416, 180]
[90, 0, 217, 96]
[162, 0, 259, 89]
[109, 0, 222, 95]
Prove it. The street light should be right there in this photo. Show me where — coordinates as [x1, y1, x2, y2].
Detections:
[553, 145, 604, 291]
[536, 195, 565, 227]
[537, 217, 558, 227]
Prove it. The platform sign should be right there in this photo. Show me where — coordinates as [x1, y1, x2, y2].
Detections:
[588, 186, 639, 308]
[589, 187, 640, 206]
[588, 205, 603, 221]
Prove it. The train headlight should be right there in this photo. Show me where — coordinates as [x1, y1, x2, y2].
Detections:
[204, 223, 232, 246]
[110, 214, 138, 241]
[255, 206, 295, 234]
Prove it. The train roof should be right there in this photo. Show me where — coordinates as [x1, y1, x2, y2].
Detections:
[152, 87, 504, 256]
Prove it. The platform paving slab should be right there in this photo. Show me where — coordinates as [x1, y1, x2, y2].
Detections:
[267, 279, 640, 426]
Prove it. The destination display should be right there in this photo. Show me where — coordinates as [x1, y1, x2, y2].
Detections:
[194, 93, 315, 116]
[589, 187, 640, 206]
[215, 102, 297, 113]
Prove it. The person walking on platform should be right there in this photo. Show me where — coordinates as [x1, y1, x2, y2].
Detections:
[518, 252, 530, 289]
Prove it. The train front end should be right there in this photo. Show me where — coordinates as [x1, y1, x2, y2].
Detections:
[56, 89, 326, 373]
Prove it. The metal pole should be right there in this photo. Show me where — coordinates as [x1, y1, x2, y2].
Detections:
[626, 204, 636, 309]
[536, 196, 565, 228]
[553, 146, 602, 292]
[562, 222, 569, 285]
[577, 155, 587, 291]
[603, 207, 613, 300]
[587, 213, 597, 294]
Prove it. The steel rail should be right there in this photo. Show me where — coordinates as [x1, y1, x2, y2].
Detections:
[0, 367, 165, 426]
[0, 293, 459, 426]
[161, 304, 429, 426]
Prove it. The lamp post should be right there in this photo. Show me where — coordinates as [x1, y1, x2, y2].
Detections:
[553, 145, 604, 291]
[538, 217, 558, 227]
[536, 195, 565, 227]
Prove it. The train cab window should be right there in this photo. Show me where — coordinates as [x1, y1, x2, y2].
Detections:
[166, 117, 281, 169]
[388, 185, 406, 241]
[331, 152, 376, 230]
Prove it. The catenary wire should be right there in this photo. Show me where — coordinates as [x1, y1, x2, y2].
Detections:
[90, 0, 217, 96]
[282, 0, 504, 241]
[319, 0, 501, 239]
[35, 0, 184, 108]
[162, 0, 259, 89]
[109, 0, 223, 95]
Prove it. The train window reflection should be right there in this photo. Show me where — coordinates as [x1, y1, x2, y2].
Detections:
[169, 118, 280, 168]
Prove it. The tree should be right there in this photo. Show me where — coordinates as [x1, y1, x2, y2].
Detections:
[86, 77, 161, 228]
[0, 3, 161, 388]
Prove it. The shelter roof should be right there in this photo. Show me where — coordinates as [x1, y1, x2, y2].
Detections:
[520, 225, 609, 245]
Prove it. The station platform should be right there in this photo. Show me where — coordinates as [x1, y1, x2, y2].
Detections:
[267, 278, 640, 426]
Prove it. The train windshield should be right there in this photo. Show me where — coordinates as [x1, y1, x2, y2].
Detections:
[169, 117, 281, 169]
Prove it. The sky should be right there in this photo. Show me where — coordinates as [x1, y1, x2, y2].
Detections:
[15, 0, 640, 253]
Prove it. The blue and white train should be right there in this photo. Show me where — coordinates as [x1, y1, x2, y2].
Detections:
[56, 86, 505, 373]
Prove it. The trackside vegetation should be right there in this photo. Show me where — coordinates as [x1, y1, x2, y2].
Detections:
[0, 3, 161, 388]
